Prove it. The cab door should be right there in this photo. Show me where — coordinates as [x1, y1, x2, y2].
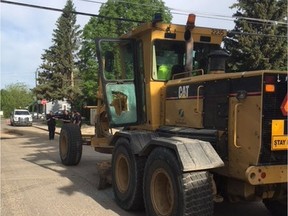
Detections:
[96, 38, 144, 127]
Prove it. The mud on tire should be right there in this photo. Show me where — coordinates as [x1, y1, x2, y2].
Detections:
[59, 123, 82, 166]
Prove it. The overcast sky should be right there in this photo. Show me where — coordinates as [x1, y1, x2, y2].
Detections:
[0, 0, 237, 89]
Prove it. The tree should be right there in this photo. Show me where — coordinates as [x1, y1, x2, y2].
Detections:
[1, 83, 34, 118]
[34, 0, 82, 108]
[78, 0, 172, 104]
[224, 0, 287, 72]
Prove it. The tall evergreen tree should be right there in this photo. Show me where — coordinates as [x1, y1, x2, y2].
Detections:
[34, 0, 82, 108]
[224, 0, 287, 72]
[78, 0, 172, 104]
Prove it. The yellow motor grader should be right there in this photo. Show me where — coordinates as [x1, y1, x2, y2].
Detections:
[59, 14, 287, 216]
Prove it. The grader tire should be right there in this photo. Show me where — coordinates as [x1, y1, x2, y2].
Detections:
[144, 147, 214, 216]
[59, 123, 82, 166]
[112, 138, 145, 210]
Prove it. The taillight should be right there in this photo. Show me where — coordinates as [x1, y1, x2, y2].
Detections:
[265, 84, 275, 92]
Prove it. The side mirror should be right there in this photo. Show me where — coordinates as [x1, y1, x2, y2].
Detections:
[105, 51, 114, 72]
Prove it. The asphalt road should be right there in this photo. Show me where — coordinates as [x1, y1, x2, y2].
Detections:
[1, 120, 273, 216]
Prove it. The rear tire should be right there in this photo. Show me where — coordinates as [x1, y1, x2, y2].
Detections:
[59, 123, 82, 165]
[144, 147, 214, 216]
[112, 137, 145, 210]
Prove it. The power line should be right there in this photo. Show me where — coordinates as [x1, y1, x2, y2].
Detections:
[77, 0, 105, 5]
[1, 0, 287, 38]
[1, 0, 144, 23]
[78, 0, 287, 26]
[78, 0, 166, 10]
[78, 0, 236, 22]
[228, 31, 287, 38]
[169, 9, 287, 27]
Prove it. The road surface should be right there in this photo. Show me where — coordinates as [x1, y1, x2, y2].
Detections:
[0, 120, 272, 216]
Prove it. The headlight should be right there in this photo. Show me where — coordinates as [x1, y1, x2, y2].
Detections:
[14, 117, 18, 121]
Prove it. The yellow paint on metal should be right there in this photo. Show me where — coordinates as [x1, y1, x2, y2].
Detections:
[271, 120, 287, 151]
[272, 120, 284, 135]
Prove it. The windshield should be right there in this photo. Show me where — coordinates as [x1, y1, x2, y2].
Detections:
[153, 40, 185, 81]
[152, 39, 220, 81]
[15, 111, 30, 115]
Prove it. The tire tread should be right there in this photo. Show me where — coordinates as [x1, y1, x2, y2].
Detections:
[59, 124, 82, 166]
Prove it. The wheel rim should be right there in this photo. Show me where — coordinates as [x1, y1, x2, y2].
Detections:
[151, 168, 174, 216]
[115, 153, 130, 193]
[60, 134, 68, 159]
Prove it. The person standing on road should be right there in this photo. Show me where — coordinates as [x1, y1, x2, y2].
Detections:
[62, 110, 71, 124]
[72, 110, 82, 128]
[46, 111, 56, 140]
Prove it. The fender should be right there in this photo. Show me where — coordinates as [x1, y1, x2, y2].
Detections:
[111, 131, 224, 172]
[141, 136, 224, 172]
[110, 130, 158, 154]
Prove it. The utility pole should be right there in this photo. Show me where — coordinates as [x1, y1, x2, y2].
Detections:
[35, 68, 40, 119]
[35, 69, 38, 87]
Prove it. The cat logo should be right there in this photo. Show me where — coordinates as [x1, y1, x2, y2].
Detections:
[178, 85, 189, 98]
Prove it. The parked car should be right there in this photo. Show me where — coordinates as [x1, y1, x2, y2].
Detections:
[10, 109, 33, 126]
[31, 112, 45, 119]
[54, 110, 70, 119]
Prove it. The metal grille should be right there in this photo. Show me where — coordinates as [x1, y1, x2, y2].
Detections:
[18, 117, 29, 123]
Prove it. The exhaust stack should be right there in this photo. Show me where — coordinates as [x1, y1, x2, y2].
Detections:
[184, 14, 196, 73]
[208, 50, 230, 74]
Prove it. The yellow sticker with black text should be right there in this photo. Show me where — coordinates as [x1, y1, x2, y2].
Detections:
[272, 135, 288, 151]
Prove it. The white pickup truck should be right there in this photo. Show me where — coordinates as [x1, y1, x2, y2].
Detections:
[10, 109, 33, 126]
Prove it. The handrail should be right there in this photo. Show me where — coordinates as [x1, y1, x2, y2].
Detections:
[233, 103, 242, 148]
[172, 69, 204, 79]
[195, 85, 204, 113]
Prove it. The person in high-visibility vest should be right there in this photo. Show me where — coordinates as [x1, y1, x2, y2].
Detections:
[158, 64, 171, 80]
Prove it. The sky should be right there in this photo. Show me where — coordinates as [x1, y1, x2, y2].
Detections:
[0, 0, 237, 89]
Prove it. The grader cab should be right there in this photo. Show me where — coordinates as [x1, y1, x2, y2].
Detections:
[59, 14, 287, 216]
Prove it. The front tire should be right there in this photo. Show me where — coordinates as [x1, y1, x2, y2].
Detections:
[144, 147, 214, 216]
[112, 137, 145, 210]
[59, 123, 82, 165]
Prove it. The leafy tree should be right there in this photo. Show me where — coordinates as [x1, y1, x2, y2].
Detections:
[34, 0, 82, 109]
[78, 0, 172, 104]
[1, 83, 33, 118]
[224, 0, 287, 72]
